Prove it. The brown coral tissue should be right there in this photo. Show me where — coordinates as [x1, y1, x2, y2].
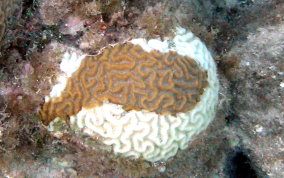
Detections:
[41, 42, 208, 125]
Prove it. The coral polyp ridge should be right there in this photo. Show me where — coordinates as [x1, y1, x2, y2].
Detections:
[42, 27, 219, 162]
[41, 42, 208, 123]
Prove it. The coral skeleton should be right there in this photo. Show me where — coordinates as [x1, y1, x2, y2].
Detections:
[41, 27, 219, 162]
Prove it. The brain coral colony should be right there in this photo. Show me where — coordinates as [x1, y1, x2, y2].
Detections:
[40, 27, 219, 162]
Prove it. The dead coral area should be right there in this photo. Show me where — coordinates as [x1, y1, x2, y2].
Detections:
[78, 0, 178, 53]
[0, 0, 84, 114]
[0, 0, 66, 119]
[208, 0, 283, 54]
[0, 0, 76, 176]
[215, 1, 284, 178]
[221, 22, 284, 177]
[39, 0, 129, 46]
[40, 0, 123, 26]
[39, 0, 178, 53]
[0, 0, 21, 41]
[179, 0, 284, 177]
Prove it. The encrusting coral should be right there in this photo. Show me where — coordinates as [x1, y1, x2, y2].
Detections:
[40, 27, 219, 162]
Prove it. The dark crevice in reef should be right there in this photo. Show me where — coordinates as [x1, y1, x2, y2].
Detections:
[224, 112, 238, 125]
[224, 81, 240, 125]
[219, 66, 269, 173]
[22, 0, 37, 17]
[224, 149, 268, 178]
[217, 59, 240, 125]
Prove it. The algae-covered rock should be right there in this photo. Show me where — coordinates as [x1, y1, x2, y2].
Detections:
[224, 22, 284, 177]
[0, 0, 20, 41]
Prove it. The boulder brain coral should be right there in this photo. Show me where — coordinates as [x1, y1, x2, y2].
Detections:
[40, 27, 219, 162]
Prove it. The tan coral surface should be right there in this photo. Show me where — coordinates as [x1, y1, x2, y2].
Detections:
[40, 43, 208, 125]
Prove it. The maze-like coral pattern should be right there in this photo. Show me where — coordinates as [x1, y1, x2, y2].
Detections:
[41, 43, 208, 125]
